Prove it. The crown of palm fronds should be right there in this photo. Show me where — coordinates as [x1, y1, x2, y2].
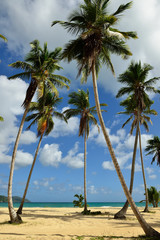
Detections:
[52, 0, 137, 81]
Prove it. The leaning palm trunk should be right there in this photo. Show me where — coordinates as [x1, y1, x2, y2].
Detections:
[8, 106, 29, 223]
[138, 125, 149, 212]
[114, 124, 139, 219]
[83, 128, 88, 213]
[91, 63, 160, 237]
[17, 134, 43, 215]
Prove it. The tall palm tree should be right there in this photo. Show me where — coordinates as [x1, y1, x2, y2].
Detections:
[0, 34, 7, 42]
[145, 136, 160, 166]
[52, 0, 160, 236]
[64, 89, 107, 214]
[8, 40, 70, 223]
[17, 91, 66, 215]
[114, 96, 157, 219]
[116, 61, 159, 214]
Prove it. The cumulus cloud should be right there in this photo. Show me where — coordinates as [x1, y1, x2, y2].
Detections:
[20, 130, 37, 145]
[50, 116, 79, 138]
[62, 142, 84, 168]
[0, 76, 38, 168]
[39, 144, 62, 167]
[39, 142, 84, 169]
[15, 150, 33, 168]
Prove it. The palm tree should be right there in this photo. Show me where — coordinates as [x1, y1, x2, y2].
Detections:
[64, 89, 107, 214]
[114, 96, 157, 219]
[145, 136, 160, 166]
[147, 186, 160, 208]
[17, 90, 66, 215]
[116, 61, 159, 214]
[52, 0, 160, 236]
[0, 34, 7, 42]
[8, 40, 70, 223]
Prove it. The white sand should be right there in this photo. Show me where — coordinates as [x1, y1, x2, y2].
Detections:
[0, 207, 160, 240]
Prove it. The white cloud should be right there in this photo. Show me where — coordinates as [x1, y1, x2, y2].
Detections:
[126, 163, 142, 172]
[62, 142, 84, 168]
[69, 184, 83, 194]
[149, 174, 157, 180]
[20, 130, 37, 145]
[33, 177, 55, 189]
[15, 150, 33, 168]
[88, 185, 98, 195]
[39, 142, 84, 169]
[51, 116, 79, 138]
[39, 144, 62, 167]
[146, 167, 154, 175]
[0, 76, 28, 145]
[102, 161, 114, 171]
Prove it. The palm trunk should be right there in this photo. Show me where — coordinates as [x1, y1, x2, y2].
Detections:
[114, 124, 139, 219]
[8, 106, 30, 223]
[17, 134, 43, 215]
[83, 128, 88, 214]
[138, 125, 149, 212]
[91, 63, 160, 237]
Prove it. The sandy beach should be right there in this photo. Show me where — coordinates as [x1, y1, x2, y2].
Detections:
[0, 207, 160, 240]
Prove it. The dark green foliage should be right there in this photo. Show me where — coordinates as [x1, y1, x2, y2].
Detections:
[73, 194, 84, 208]
[0, 195, 30, 203]
[145, 136, 160, 166]
[147, 186, 160, 207]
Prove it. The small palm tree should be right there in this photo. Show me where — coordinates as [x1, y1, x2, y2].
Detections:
[64, 89, 107, 214]
[114, 95, 157, 218]
[8, 40, 70, 223]
[145, 136, 160, 166]
[147, 186, 160, 208]
[17, 90, 67, 215]
[52, 0, 160, 236]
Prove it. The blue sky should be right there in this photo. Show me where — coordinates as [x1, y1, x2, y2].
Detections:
[0, 0, 160, 203]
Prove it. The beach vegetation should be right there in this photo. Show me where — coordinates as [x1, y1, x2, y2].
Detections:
[146, 186, 160, 208]
[116, 61, 159, 214]
[52, 0, 160, 237]
[8, 39, 70, 223]
[73, 194, 84, 208]
[115, 97, 157, 218]
[145, 136, 160, 166]
[64, 89, 107, 214]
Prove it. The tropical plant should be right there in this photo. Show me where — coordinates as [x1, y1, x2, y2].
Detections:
[147, 186, 160, 208]
[17, 90, 66, 215]
[0, 34, 7, 42]
[52, 0, 160, 236]
[0, 116, 4, 121]
[8, 40, 70, 223]
[73, 194, 84, 208]
[114, 96, 157, 219]
[116, 61, 159, 214]
[64, 89, 107, 214]
[145, 136, 160, 166]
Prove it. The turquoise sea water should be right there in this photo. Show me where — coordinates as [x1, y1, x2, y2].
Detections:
[0, 202, 147, 208]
